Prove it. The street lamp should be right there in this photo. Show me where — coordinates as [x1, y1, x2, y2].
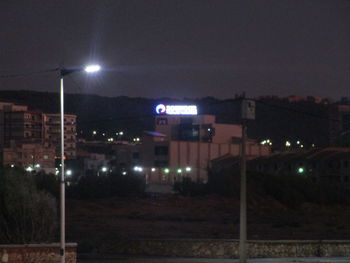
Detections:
[59, 64, 100, 263]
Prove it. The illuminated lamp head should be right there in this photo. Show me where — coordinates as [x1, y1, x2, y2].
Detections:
[155, 104, 166, 114]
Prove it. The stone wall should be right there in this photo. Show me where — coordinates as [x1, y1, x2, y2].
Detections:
[0, 243, 77, 263]
[99, 239, 350, 258]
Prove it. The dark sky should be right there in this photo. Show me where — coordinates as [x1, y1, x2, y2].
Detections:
[1, 0, 349, 99]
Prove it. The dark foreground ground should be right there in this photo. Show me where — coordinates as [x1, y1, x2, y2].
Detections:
[66, 195, 350, 252]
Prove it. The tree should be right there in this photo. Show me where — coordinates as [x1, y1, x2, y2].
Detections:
[0, 168, 57, 243]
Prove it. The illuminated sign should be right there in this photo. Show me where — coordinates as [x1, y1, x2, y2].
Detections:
[155, 104, 198, 115]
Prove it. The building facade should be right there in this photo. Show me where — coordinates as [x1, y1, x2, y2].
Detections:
[139, 114, 270, 184]
[4, 110, 43, 145]
[43, 113, 77, 159]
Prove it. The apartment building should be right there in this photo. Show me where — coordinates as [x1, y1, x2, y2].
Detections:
[43, 113, 77, 159]
[3, 141, 55, 173]
[4, 110, 43, 145]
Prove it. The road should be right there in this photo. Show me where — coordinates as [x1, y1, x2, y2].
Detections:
[78, 255, 350, 263]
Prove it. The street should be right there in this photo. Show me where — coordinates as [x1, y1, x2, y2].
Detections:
[78, 255, 350, 263]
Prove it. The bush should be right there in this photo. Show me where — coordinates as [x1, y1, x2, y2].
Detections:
[0, 168, 57, 244]
[34, 170, 60, 198]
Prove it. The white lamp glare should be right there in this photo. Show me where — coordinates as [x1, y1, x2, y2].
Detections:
[84, 64, 101, 73]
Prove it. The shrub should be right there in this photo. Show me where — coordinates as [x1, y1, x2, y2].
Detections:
[0, 168, 57, 244]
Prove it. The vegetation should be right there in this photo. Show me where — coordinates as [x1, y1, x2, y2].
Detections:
[173, 170, 350, 209]
[0, 168, 57, 244]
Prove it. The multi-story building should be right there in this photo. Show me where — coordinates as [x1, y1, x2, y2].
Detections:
[3, 141, 55, 173]
[4, 110, 43, 145]
[138, 107, 270, 184]
[0, 102, 28, 147]
[43, 113, 77, 159]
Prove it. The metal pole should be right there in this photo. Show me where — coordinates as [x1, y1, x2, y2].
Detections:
[60, 77, 65, 263]
[239, 120, 247, 263]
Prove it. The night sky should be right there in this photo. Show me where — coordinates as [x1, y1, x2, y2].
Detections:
[1, 0, 350, 99]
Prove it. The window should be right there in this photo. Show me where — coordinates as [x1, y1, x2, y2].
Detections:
[155, 146, 168, 156]
[132, 152, 140, 159]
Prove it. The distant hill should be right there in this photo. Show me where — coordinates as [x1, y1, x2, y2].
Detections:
[0, 90, 332, 147]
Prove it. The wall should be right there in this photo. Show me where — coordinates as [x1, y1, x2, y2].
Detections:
[0, 243, 77, 263]
[99, 239, 350, 258]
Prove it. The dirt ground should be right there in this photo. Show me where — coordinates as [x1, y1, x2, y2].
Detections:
[66, 195, 350, 252]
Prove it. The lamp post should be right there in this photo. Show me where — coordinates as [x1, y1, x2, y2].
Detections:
[59, 64, 100, 263]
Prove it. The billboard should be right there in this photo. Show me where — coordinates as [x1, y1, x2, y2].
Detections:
[155, 104, 198, 115]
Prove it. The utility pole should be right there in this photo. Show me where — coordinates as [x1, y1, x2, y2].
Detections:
[239, 99, 255, 263]
[239, 118, 247, 263]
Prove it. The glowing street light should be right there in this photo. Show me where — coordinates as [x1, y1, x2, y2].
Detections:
[59, 64, 101, 263]
[84, 64, 101, 73]
[185, 167, 191, 172]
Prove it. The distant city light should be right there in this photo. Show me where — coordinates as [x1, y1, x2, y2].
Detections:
[93, 130, 97, 135]
[10, 164, 14, 168]
[116, 132, 119, 135]
[297, 140, 300, 145]
[312, 144, 315, 147]
[101, 167, 108, 172]
[133, 166, 143, 172]
[122, 171, 127, 175]
[297, 167, 305, 174]
[285, 141, 291, 147]
[164, 168, 170, 174]
[66, 169, 72, 176]
[185, 167, 191, 172]
[177, 168, 182, 174]
[300, 144, 304, 148]
[26, 167, 33, 172]
[151, 168, 156, 172]
[102, 133, 106, 136]
[261, 139, 272, 146]
[34, 164, 41, 168]
[119, 131, 124, 135]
